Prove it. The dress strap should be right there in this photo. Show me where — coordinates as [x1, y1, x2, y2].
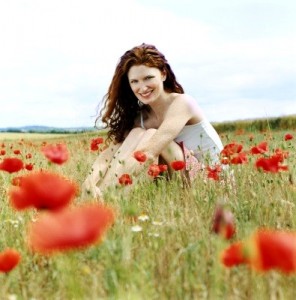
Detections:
[140, 111, 146, 129]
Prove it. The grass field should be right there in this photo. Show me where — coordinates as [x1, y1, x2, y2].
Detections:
[0, 129, 295, 299]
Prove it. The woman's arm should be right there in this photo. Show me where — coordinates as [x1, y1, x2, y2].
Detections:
[135, 94, 201, 158]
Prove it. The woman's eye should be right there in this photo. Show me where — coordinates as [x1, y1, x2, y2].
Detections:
[145, 76, 153, 80]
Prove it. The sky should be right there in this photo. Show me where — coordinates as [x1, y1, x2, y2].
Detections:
[0, 0, 295, 128]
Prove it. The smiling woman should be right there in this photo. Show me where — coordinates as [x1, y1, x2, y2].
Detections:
[82, 43, 224, 198]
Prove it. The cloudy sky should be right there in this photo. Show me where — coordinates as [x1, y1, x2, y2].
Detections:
[0, 0, 295, 128]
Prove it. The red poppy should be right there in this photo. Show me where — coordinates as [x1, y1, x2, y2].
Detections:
[28, 204, 115, 253]
[25, 163, 34, 171]
[9, 171, 77, 210]
[133, 151, 147, 163]
[118, 173, 132, 185]
[230, 152, 248, 164]
[11, 176, 23, 186]
[13, 149, 21, 155]
[273, 148, 289, 162]
[250, 229, 296, 273]
[25, 153, 32, 159]
[220, 142, 243, 157]
[158, 164, 168, 173]
[250, 141, 268, 155]
[171, 160, 185, 171]
[284, 133, 293, 141]
[207, 165, 222, 181]
[212, 205, 235, 239]
[90, 137, 104, 151]
[221, 241, 249, 267]
[0, 149, 5, 156]
[147, 164, 161, 177]
[42, 143, 69, 165]
[255, 155, 288, 173]
[0, 157, 24, 173]
[0, 248, 21, 273]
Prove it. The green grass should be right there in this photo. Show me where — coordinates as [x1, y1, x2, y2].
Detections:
[0, 129, 296, 299]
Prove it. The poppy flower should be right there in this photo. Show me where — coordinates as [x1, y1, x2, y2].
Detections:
[250, 229, 296, 273]
[27, 204, 115, 254]
[284, 133, 293, 141]
[0, 157, 24, 173]
[0, 150, 5, 156]
[230, 152, 248, 164]
[42, 143, 69, 165]
[273, 148, 289, 162]
[207, 165, 222, 181]
[220, 142, 243, 158]
[9, 171, 77, 210]
[171, 160, 185, 171]
[25, 163, 34, 171]
[255, 155, 288, 173]
[13, 149, 21, 155]
[250, 141, 268, 155]
[133, 151, 147, 163]
[0, 248, 21, 273]
[25, 153, 32, 159]
[147, 164, 161, 177]
[118, 174, 132, 185]
[11, 176, 23, 186]
[158, 164, 168, 173]
[221, 241, 249, 267]
[90, 137, 104, 151]
[212, 205, 235, 239]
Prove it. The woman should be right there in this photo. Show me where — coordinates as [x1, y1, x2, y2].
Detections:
[83, 43, 223, 198]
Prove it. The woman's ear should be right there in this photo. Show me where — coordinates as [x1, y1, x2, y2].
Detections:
[161, 71, 167, 81]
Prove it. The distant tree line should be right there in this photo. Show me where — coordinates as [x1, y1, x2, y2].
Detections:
[213, 115, 296, 133]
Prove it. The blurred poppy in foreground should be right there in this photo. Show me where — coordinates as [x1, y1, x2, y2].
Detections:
[42, 143, 69, 165]
[212, 205, 235, 239]
[90, 137, 104, 151]
[0, 248, 21, 273]
[221, 229, 296, 274]
[28, 204, 115, 254]
[171, 160, 185, 171]
[9, 171, 77, 210]
[147, 164, 161, 177]
[255, 155, 288, 173]
[118, 174, 132, 185]
[133, 151, 147, 163]
[0, 157, 24, 173]
[284, 133, 293, 141]
[230, 152, 248, 165]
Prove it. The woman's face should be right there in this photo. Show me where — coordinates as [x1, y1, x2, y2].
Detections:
[127, 65, 166, 105]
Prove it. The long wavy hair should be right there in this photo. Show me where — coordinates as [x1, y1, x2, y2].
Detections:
[97, 43, 184, 143]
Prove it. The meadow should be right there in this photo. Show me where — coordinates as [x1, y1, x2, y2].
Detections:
[0, 128, 295, 300]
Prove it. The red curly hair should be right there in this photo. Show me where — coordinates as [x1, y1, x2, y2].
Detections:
[98, 43, 184, 143]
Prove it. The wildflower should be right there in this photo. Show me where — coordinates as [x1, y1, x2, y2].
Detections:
[220, 142, 243, 157]
[221, 241, 249, 267]
[147, 164, 161, 177]
[0, 249, 21, 273]
[221, 229, 296, 274]
[25, 153, 32, 159]
[90, 137, 104, 151]
[9, 171, 77, 210]
[25, 163, 34, 171]
[284, 133, 293, 141]
[13, 150, 21, 155]
[133, 151, 147, 163]
[255, 155, 288, 173]
[138, 214, 149, 222]
[207, 165, 222, 181]
[212, 205, 235, 239]
[250, 141, 268, 154]
[42, 143, 69, 165]
[28, 204, 115, 253]
[0, 158, 24, 173]
[171, 160, 185, 171]
[131, 225, 143, 232]
[273, 148, 289, 162]
[118, 174, 132, 185]
[230, 152, 248, 164]
[158, 164, 168, 173]
[0, 150, 5, 155]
